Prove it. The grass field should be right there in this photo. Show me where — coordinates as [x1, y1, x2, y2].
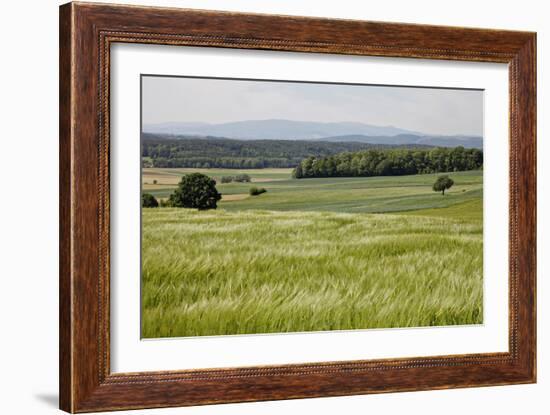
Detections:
[142, 168, 483, 338]
[143, 168, 482, 215]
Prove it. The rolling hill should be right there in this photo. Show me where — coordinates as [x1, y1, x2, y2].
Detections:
[320, 134, 482, 149]
[143, 119, 423, 140]
[143, 119, 482, 149]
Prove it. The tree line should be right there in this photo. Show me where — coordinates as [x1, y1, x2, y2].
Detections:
[292, 146, 483, 178]
[141, 133, 431, 169]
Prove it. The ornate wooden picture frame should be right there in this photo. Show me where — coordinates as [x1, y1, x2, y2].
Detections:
[59, 2, 536, 412]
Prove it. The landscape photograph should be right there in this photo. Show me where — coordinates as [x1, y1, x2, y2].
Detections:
[140, 75, 484, 339]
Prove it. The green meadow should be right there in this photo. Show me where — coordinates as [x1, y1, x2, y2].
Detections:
[142, 168, 483, 338]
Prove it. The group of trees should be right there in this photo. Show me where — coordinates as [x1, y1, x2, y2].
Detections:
[141, 134, 421, 169]
[292, 146, 482, 179]
[142, 173, 222, 210]
[168, 173, 221, 210]
[142, 173, 269, 210]
[220, 174, 251, 183]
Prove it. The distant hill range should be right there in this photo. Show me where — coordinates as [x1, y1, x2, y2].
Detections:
[319, 134, 482, 149]
[143, 119, 482, 149]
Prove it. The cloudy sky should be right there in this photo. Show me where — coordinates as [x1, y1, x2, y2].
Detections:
[142, 75, 483, 136]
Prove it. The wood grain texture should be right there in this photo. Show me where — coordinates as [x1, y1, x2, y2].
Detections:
[59, 3, 73, 411]
[59, 2, 537, 412]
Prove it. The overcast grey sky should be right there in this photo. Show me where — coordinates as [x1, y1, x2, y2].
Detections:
[142, 76, 483, 136]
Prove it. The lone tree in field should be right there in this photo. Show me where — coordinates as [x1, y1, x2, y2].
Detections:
[432, 175, 454, 195]
[169, 173, 222, 210]
[249, 187, 267, 196]
[142, 193, 159, 208]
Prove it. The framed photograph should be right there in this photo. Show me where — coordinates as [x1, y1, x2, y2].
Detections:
[59, 2, 536, 412]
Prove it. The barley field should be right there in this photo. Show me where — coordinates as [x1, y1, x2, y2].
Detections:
[141, 169, 483, 338]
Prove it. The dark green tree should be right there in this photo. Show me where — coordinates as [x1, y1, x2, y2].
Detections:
[234, 174, 251, 183]
[432, 175, 454, 195]
[375, 159, 393, 176]
[292, 163, 303, 179]
[169, 173, 222, 210]
[249, 187, 267, 196]
[302, 157, 314, 177]
[142, 193, 159, 208]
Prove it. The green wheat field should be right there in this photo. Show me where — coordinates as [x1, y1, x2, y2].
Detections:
[141, 168, 483, 338]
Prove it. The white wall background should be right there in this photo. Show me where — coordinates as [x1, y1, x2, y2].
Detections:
[0, 1, 546, 414]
